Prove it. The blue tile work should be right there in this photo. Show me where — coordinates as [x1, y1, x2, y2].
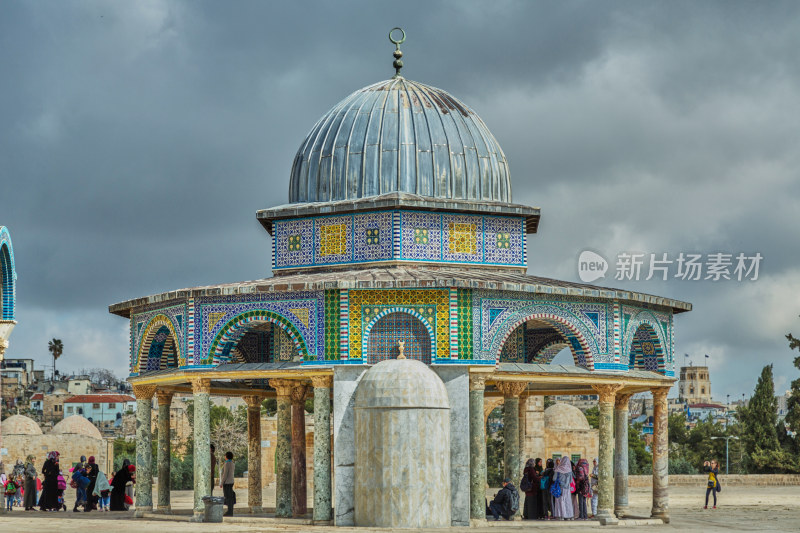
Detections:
[314, 215, 353, 265]
[0, 226, 16, 321]
[145, 325, 178, 371]
[628, 324, 662, 372]
[353, 212, 393, 262]
[524, 328, 568, 363]
[365, 311, 432, 365]
[131, 301, 186, 374]
[485, 216, 525, 265]
[621, 304, 673, 375]
[399, 211, 442, 261]
[273, 217, 314, 268]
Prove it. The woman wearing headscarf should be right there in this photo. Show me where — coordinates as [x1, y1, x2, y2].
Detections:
[521, 458, 542, 519]
[575, 458, 592, 519]
[84, 456, 99, 512]
[590, 458, 599, 517]
[552, 456, 574, 520]
[39, 451, 60, 511]
[571, 461, 579, 519]
[23, 455, 37, 510]
[109, 459, 132, 511]
[541, 458, 555, 519]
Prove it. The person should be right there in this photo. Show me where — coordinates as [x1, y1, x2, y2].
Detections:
[486, 478, 518, 521]
[571, 461, 579, 519]
[39, 451, 60, 511]
[541, 458, 555, 519]
[590, 457, 599, 518]
[704, 460, 719, 509]
[552, 456, 574, 520]
[575, 458, 592, 519]
[57, 470, 68, 511]
[210, 444, 217, 496]
[72, 466, 90, 512]
[84, 456, 99, 512]
[521, 458, 542, 519]
[220, 451, 235, 517]
[93, 468, 112, 511]
[12, 460, 24, 507]
[0, 461, 6, 488]
[23, 455, 37, 511]
[5, 473, 19, 511]
[109, 460, 132, 511]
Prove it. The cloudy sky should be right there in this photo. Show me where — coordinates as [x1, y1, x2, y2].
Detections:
[2, 1, 799, 400]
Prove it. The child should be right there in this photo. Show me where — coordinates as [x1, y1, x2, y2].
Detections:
[57, 471, 68, 511]
[15, 474, 24, 508]
[93, 469, 111, 512]
[5, 475, 18, 511]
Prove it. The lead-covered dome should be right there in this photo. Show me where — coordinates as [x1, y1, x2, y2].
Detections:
[289, 77, 511, 204]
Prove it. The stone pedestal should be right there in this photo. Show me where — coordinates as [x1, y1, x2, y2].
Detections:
[133, 385, 156, 517]
[156, 390, 173, 513]
[243, 395, 263, 514]
[614, 393, 632, 518]
[311, 376, 332, 523]
[332, 367, 367, 526]
[290, 382, 310, 517]
[190, 379, 211, 522]
[469, 374, 487, 520]
[269, 379, 293, 518]
[651, 387, 670, 523]
[593, 384, 622, 526]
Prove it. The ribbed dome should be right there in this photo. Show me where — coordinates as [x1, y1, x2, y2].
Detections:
[289, 78, 511, 204]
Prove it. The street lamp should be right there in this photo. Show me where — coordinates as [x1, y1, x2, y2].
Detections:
[710, 436, 740, 475]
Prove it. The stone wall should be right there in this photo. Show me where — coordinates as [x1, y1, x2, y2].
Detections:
[3, 434, 114, 474]
[628, 474, 800, 487]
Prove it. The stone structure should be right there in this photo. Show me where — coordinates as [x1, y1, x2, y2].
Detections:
[678, 365, 712, 404]
[109, 31, 690, 525]
[540, 402, 599, 461]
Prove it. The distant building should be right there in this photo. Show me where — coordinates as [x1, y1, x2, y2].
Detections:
[777, 390, 791, 418]
[63, 393, 136, 424]
[1, 358, 36, 388]
[678, 365, 711, 405]
[67, 377, 92, 395]
[687, 402, 726, 421]
[547, 394, 598, 412]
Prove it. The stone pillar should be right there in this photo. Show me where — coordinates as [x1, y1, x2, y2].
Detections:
[155, 390, 173, 513]
[518, 395, 527, 458]
[613, 393, 632, 518]
[469, 374, 488, 521]
[592, 384, 623, 525]
[651, 387, 670, 523]
[311, 376, 333, 523]
[243, 395, 263, 514]
[269, 379, 293, 518]
[0, 339, 6, 457]
[133, 384, 156, 517]
[495, 381, 528, 484]
[290, 382, 310, 517]
[191, 379, 211, 521]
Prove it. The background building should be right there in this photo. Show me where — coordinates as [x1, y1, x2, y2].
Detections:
[678, 365, 711, 405]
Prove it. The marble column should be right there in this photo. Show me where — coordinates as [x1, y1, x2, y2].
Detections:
[592, 384, 623, 525]
[133, 384, 156, 517]
[613, 393, 632, 518]
[290, 382, 310, 517]
[191, 379, 211, 521]
[269, 379, 293, 518]
[495, 381, 528, 485]
[518, 395, 527, 458]
[243, 395, 263, 514]
[0, 339, 7, 461]
[468, 374, 487, 520]
[311, 376, 332, 523]
[651, 387, 670, 523]
[156, 390, 174, 513]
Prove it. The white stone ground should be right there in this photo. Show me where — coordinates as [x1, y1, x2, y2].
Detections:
[1, 485, 797, 532]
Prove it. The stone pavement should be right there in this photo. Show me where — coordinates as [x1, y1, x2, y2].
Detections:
[1, 485, 797, 532]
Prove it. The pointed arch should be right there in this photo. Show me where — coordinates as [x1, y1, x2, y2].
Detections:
[493, 312, 594, 370]
[628, 323, 666, 374]
[209, 309, 308, 365]
[364, 310, 435, 365]
[362, 307, 436, 360]
[622, 310, 669, 374]
[135, 314, 182, 374]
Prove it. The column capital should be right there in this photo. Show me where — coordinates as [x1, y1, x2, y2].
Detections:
[310, 375, 333, 389]
[651, 387, 670, 403]
[592, 383, 623, 404]
[133, 384, 158, 400]
[269, 378, 295, 397]
[242, 395, 262, 409]
[614, 392, 633, 410]
[155, 390, 174, 405]
[495, 380, 527, 398]
[289, 382, 310, 405]
[469, 374, 487, 391]
[191, 378, 211, 395]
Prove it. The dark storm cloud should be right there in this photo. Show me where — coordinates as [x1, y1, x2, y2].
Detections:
[1, 1, 799, 393]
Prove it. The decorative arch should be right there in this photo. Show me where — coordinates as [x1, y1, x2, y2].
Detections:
[362, 307, 437, 360]
[365, 311, 434, 365]
[135, 314, 182, 374]
[622, 310, 669, 373]
[0, 226, 16, 321]
[493, 311, 595, 370]
[209, 309, 308, 365]
[628, 323, 666, 373]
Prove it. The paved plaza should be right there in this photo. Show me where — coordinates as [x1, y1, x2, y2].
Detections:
[1, 485, 797, 532]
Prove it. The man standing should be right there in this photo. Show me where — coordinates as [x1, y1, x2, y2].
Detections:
[220, 451, 235, 517]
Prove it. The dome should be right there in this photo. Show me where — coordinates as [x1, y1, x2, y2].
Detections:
[544, 403, 591, 431]
[289, 78, 511, 204]
[1, 414, 42, 435]
[52, 415, 102, 439]
[355, 358, 449, 409]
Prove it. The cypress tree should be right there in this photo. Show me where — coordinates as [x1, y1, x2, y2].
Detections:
[785, 324, 800, 436]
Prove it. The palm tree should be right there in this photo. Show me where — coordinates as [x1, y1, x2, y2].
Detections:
[48, 338, 63, 380]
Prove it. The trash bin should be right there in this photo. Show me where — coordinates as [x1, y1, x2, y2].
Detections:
[202, 496, 225, 522]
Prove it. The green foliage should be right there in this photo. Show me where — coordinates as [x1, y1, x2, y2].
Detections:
[786, 323, 800, 437]
[486, 407, 504, 487]
[113, 438, 136, 471]
[628, 423, 652, 475]
[584, 406, 599, 429]
[668, 456, 698, 474]
[169, 453, 194, 490]
[543, 396, 555, 409]
[262, 398, 277, 417]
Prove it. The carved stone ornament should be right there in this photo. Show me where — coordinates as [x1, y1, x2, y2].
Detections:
[495, 380, 528, 398]
[132, 384, 158, 400]
[591, 383, 624, 404]
[310, 375, 333, 389]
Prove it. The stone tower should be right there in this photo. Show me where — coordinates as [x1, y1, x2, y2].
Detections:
[678, 366, 711, 404]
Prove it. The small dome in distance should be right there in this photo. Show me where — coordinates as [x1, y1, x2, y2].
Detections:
[51, 415, 103, 439]
[544, 403, 591, 431]
[1, 414, 43, 435]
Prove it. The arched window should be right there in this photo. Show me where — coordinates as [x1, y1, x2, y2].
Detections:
[366, 312, 432, 365]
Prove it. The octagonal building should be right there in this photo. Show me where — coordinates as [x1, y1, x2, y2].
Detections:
[110, 36, 689, 526]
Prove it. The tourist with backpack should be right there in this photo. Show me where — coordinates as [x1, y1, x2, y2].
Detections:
[703, 460, 720, 509]
[486, 478, 519, 521]
[552, 456, 574, 520]
[521, 458, 542, 519]
[5, 474, 19, 511]
[541, 458, 555, 519]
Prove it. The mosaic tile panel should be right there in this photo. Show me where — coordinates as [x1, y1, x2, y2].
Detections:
[131, 303, 186, 373]
[629, 325, 662, 372]
[314, 215, 353, 265]
[399, 211, 442, 261]
[484, 216, 525, 265]
[456, 289, 474, 360]
[324, 289, 341, 360]
[442, 214, 483, 263]
[621, 304, 672, 373]
[273, 218, 314, 268]
[365, 311, 432, 364]
[499, 324, 525, 363]
[353, 212, 393, 262]
[0, 226, 16, 321]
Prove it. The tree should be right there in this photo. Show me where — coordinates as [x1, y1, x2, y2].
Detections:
[211, 416, 247, 471]
[48, 338, 63, 380]
[628, 423, 652, 475]
[486, 407, 504, 487]
[738, 365, 796, 473]
[584, 406, 599, 429]
[785, 321, 800, 436]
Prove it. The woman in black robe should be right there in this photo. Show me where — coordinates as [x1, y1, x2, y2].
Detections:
[84, 457, 99, 512]
[39, 451, 60, 511]
[109, 460, 132, 511]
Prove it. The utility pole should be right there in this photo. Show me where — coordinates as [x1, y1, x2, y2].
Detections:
[711, 435, 740, 475]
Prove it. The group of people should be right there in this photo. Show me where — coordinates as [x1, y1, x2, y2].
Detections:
[0, 452, 136, 513]
[487, 456, 599, 521]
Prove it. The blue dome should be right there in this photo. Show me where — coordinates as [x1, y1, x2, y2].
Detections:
[288, 78, 511, 204]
